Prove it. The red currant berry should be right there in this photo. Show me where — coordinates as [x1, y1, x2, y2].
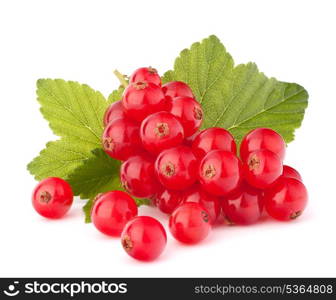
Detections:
[169, 202, 211, 244]
[122, 81, 166, 122]
[240, 128, 286, 162]
[282, 165, 302, 181]
[121, 216, 167, 261]
[32, 177, 73, 219]
[243, 149, 283, 189]
[192, 128, 236, 158]
[102, 117, 142, 161]
[103, 100, 125, 127]
[182, 185, 220, 224]
[162, 81, 194, 100]
[221, 182, 263, 225]
[155, 146, 198, 190]
[120, 154, 160, 198]
[168, 96, 203, 137]
[140, 111, 184, 155]
[199, 150, 243, 196]
[264, 177, 308, 221]
[91, 191, 137, 236]
[129, 67, 161, 86]
[155, 189, 184, 214]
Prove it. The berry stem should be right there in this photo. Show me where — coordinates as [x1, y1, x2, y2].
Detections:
[114, 70, 129, 88]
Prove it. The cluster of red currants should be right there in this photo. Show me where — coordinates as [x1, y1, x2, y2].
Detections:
[32, 67, 308, 262]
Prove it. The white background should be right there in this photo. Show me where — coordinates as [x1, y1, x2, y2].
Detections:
[1, 0, 335, 277]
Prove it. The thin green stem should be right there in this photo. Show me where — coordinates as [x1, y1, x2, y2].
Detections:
[113, 70, 129, 88]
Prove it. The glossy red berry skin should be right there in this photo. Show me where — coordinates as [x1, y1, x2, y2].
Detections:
[264, 177, 308, 221]
[243, 149, 283, 189]
[32, 177, 73, 219]
[91, 191, 137, 236]
[122, 81, 166, 122]
[192, 128, 237, 158]
[282, 165, 302, 181]
[221, 182, 263, 225]
[102, 117, 142, 161]
[240, 128, 286, 162]
[169, 202, 211, 244]
[121, 216, 167, 261]
[155, 146, 198, 190]
[140, 111, 184, 155]
[182, 185, 220, 224]
[120, 154, 160, 198]
[168, 96, 203, 137]
[129, 67, 161, 86]
[162, 81, 194, 100]
[103, 100, 125, 127]
[155, 189, 184, 214]
[199, 150, 243, 196]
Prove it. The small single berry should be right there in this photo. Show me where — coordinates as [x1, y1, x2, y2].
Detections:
[121, 216, 167, 261]
[240, 128, 286, 162]
[155, 189, 184, 214]
[264, 177, 308, 221]
[120, 154, 161, 198]
[182, 185, 220, 224]
[32, 177, 73, 219]
[103, 100, 125, 127]
[102, 117, 142, 161]
[282, 165, 302, 181]
[155, 146, 198, 190]
[221, 182, 263, 225]
[168, 96, 203, 137]
[243, 149, 283, 189]
[91, 191, 137, 236]
[199, 150, 243, 196]
[140, 111, 184, 155]
[192, 127, 237, 158]
[169, 202, 211, 244]
[129, 67, 161, 86]
[122, 81, 166, 122]
[162, 81, 194, 101]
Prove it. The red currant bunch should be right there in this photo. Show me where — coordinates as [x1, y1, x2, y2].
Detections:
[101, 68, 308, 256]
[32, 67, 308, 262]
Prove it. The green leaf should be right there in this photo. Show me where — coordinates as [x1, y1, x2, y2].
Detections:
[162, 35, 308, 144]
[36, 79, 106, 146]
[27, 81, 122, 182]
[134, 197, 151, 207]
[107, 86, 124, 105]
[64, 147, 150, 223]
[27, 139, 94, 181]
[83, 198, 94, 223]
[67, 148, 122, 199]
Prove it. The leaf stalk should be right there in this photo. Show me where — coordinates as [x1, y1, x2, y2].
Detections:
[113, 70, 129, 88]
